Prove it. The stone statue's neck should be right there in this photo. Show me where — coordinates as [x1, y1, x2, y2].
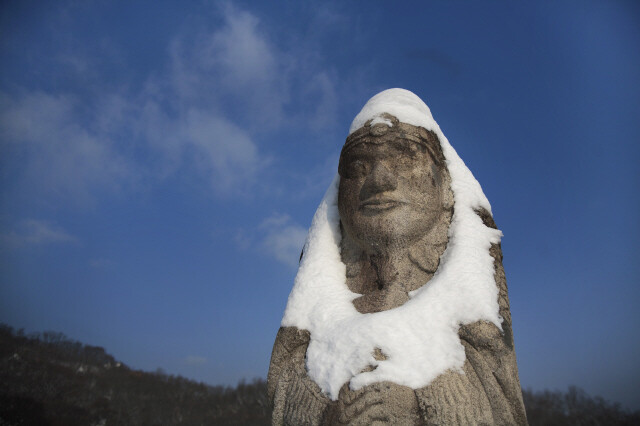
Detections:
[341, 210, 451, 314]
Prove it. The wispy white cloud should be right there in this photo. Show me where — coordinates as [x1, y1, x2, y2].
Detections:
[233, 229, 252, 251]
[305, 72, 339, 130]
[0, 92, 135, 201]
[0, 3, 346, 205]
[181, 109, 267, 193]
[260, 214, 308, 268]
[0, 4, 287, 202]
[168, 4, 289, 128]
[1, 219, 78, 247]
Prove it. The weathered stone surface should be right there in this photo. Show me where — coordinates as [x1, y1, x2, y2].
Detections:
[338, 115, 453, 315]
[268, 112, 527, 425]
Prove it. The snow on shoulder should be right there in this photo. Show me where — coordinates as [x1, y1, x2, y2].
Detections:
[281, 88, 504, 400]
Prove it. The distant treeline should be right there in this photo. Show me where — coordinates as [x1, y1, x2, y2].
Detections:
[0, 324, 268, 425]
[1, 324, 638, 425]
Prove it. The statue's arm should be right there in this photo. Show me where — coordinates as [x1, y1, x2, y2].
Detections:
[267, 326, 331, 426]
[458, 209, 527, 425]
[454, 240, 527, 425]
[415, 210, 528, 426]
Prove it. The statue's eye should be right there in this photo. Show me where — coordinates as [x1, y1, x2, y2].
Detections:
[346, 160, 367, 178]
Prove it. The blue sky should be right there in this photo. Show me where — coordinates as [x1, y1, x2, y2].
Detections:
[1, 0, 639, 409]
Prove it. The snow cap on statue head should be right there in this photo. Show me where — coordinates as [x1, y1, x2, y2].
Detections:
[342, 89, 446, 170]
[348, 88, 439, 136]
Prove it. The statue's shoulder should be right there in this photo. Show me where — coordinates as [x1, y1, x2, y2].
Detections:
[268, 327, 331, 426]
[267, 326, 311, 402]
[273, 326, 311, 353]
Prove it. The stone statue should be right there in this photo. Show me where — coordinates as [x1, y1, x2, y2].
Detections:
[268, 89, 527, 425]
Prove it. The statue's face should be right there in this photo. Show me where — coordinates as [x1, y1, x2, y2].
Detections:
[338, 135, 444, 251]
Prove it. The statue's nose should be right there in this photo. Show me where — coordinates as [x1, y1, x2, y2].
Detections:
[360, 162, 397, 200]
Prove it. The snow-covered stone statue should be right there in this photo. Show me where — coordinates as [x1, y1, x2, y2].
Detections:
[268, 89, 527, 425]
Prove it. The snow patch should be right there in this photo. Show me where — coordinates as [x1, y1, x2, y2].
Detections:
[281, 89, 502, 400]
[349, 88, 438, 135]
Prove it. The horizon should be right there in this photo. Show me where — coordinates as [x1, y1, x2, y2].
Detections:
[1, 0, 639, 410]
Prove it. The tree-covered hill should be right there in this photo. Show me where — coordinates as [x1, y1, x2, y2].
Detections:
[0, 324, 268, 425]
[1, 323, 638, 425]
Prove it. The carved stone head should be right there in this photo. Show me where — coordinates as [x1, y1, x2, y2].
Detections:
[338, 113, 454, 254]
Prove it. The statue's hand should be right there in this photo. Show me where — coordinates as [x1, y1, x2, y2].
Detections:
[336, 381, 420, 425]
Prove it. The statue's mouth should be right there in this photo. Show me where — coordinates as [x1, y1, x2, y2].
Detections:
[360, 197, 405, 211]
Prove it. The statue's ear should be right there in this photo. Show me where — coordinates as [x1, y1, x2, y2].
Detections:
[442, 185, 454, 210]
[441, 169, 455, 210]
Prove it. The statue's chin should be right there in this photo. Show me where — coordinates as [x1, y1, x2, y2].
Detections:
[344, 215, 438, 254]
[349, 230, 426, 255]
